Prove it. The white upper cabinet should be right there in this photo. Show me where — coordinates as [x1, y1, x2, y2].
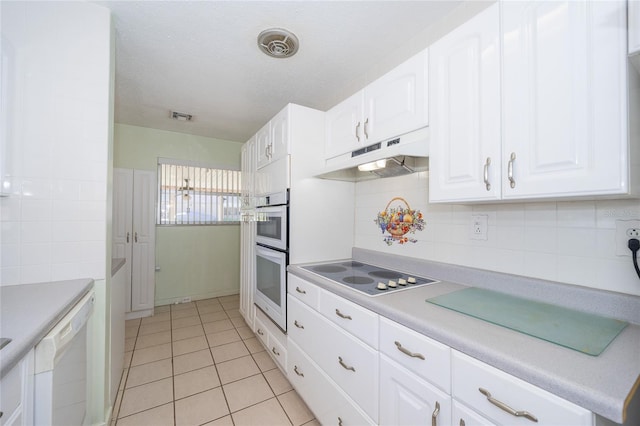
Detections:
[257, 106, 290, 169]
[325, 48, 428, 159]
[429, 2, 501, 202]
[501, 0, 628, 200]
[430, 0, 632, 203]
[630, 0, 640, 55]
[255, 121, 272, 169]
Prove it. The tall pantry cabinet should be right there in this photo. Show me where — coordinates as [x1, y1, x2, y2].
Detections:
[112, 168, 156, 318]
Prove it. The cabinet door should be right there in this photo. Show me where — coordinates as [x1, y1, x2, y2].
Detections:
[379, 355, 451, 426]
[256, 122, 272, 169]
[502, 0, 628, 199]
[131, 170, 156, 312]
[325, 91, 365, 159]
[112, 168, 133, 312]
[630, 0, 640, 55]
[270, 106, 289, 163]
[429, 3, 501, 202]
[365, 48, 428, 144]
[239, 216, 254, 325]
[240, 138, 256, 210]
[452, 400, 497, 426]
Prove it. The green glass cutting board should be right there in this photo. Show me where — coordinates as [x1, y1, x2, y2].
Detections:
[426, 288, 628, 356]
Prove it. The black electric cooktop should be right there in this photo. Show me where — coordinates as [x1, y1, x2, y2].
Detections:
[302, 260, 437, 296]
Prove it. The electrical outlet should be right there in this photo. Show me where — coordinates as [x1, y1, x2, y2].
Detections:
[181, 296, 192, 303]
[471, 214, 488, 240]
[615, 219, 640, 256]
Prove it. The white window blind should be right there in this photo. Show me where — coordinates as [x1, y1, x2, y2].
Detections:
[157, 159, 241, 225]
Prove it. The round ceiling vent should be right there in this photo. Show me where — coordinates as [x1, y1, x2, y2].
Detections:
[257, 28, 299, 58]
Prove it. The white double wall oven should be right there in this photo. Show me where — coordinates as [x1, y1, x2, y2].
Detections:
[254, 189, 289, 331]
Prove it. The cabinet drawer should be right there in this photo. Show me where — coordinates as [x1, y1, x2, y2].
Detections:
[288, 274, 319, 309]
[253, 313, 270, 348]
[267, 335, 287, 371]
[288, 340, 375, 426]
[452, 351, 593, 426]
[379, 317, 451, 392]
[318, 290, 378, 349]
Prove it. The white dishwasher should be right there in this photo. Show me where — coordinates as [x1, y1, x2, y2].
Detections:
[34, 290, 95, 426]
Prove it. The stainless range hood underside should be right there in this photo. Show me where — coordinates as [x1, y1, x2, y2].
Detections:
[316, 156, 429, 181]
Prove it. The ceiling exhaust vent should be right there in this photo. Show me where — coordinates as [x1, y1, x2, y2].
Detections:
[171, 111, 193, 122]
[257, 28, 299, 58]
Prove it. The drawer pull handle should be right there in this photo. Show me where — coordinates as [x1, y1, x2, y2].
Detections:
[479, 387, 538, 423]
[338, 356, 356, 372]
[294, 365, 304, 377]
[338, 416, 343, 426]
[355, 122, 361, 142]
[294, 320, 304, 329]
[507, 152, 516, 189]
[272, 347, 280, 356]
[335, 309, 352, 320]
[295, 286, 306, 294]
[394, 341, 425, 360]
[431, 401, 440, 426]
[257, 328, 264, 336]
[459, 420, 466, 426]
[483, 157, 491, 191]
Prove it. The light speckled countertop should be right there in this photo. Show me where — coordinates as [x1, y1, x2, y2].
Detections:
[0, 279, 94, 378]
[289, 248, 640, 424]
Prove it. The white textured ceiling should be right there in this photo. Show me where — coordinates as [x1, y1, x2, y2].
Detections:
[101, 1, 463, 143]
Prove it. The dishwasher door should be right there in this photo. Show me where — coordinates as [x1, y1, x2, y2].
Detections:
[34, 290, 95, 426]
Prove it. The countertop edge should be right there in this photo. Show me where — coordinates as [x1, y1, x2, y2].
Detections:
[0, 279, 95, 378]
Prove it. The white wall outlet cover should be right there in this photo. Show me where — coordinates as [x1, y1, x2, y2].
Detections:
[471, 214, 488, 240]
[615, 219, 640, 256]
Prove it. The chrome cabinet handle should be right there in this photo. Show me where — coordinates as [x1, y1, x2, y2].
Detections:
[364, 118, 369, 139]
[483, 157, 491, 191]
[394, 341, 425, 360]
[257, 328, 264, 336]
[338, 417, 343, 426]
[272, 347, 280, 356]
[507, 152, 516, 188]
[294, 365, 304, 377]
[134, 232, 138, 243]
[431, 401, 440, 426]
[355, 121, 361, 142]
[126, 232, 130, 243]
[295, 286, 306, 294]
[338, 356, 355, 372]
[459, 419, 466, 426]
[479, 387, 538, 422]
[335, 309, 352, 320]
[294, 320, 304, 329]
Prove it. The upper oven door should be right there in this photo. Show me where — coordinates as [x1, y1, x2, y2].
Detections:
[255, 205, 287, 251]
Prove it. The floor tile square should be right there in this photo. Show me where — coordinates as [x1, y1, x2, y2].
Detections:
[242, 337, 264, 354]
[263, 368, 293, 395]
[218, 295, 239, 303]
[172, 315, 201, 329]
[123, 351, 133, 368]
[202, 415, 234, 425]
[126, 358, 172, 388]
[172, 324, 205, 342]
[175, 387, 229, 426]
[216, 355, 260, 384]
[211, 341, 250, 364]
[203, 319, 234, 334]
[235, 326, 254, 340]
[221, 301, 239, 311]
[171, 301, 196, 311]
[172, 307, 199, 319]
[206, 329, 241, 347]
[130, 343, 172, 367]
[154, 305, 171, 313]
[196, 298, 222, 306]
[197, 303, 225, 314]
[116, 402, 174, 426]
[124, 337, 136, 352]
[231, 398, 292, 426]
[125, 325, 139, 339]
[252, 351, 277, 372]
[200, 311, 229, 324]
[173, 348, 214, 375]
[135, 330, 171, 350]
[125, 318, 141, 328]
[172, 335, 209, 356]
[222, 374, 274, 412]
[225, 309, 242, 319]
[174, 365, 220, 400]
[278, 390, 314, 426]
[140, 311, 170, 324]
[118, 377, 173, 418]
[139, 320, 171, 336]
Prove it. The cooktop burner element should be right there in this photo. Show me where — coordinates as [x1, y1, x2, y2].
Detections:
[302, 260, 437, 296]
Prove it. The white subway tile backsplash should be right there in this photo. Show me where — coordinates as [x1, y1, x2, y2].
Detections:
[20, 199, 52, 222]
[556, 201, 597, 228]
[1, 222, 21, 244]
[20, 264, 52, 284]
[0, 267, 21, 286]
[21, 221, 52, 244]
[1, 243, 21, 268]
[557, 228, 598, 258]
[0, 198, 21, 222]
[20, 243, 52, 266]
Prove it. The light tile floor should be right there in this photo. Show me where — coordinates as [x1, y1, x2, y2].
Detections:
[113, 295, 319, 426]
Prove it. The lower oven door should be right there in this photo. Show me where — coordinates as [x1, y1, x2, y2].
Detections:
[254, 244, 287, 331]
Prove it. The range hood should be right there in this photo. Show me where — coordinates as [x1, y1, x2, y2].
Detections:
[316, 127, 429, 181]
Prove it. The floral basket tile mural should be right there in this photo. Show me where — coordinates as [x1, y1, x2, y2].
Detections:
[374, 197, 425, 245]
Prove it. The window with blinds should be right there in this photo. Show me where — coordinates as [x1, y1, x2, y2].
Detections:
[157, 159, 241, 225]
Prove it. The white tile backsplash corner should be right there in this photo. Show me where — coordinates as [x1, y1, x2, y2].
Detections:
[51, 263, 79, 282]
[19, 264, 52, 285]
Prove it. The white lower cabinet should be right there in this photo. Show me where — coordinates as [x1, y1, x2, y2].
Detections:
[452, 350, 593, 425]
[0, 349, 34, 426]
[452, 400, 496, 426]
[253, 308, 287, 372]
[379, 354, 451, 426]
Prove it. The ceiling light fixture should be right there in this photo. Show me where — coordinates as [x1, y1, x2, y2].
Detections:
[257, 28, 299, 58]
[171, 111, 193, 122]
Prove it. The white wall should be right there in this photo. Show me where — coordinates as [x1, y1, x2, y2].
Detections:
[0, 1, 112, 286]
[354, 173, 640, 297]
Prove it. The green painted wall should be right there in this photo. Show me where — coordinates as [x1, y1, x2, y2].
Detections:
[114, 123, 243, 305]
